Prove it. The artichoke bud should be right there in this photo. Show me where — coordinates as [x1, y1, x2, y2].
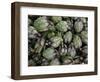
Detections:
[80, 17, 87, 23]
[74, 21, 83, 32]
[73, 35, 82, 48]
[48, 21, 55, 31]
[34, 38, 45, 53]
[80, 31, 88, 44]
[56, 21, 68, 32]
[62, 56, 72, 64]
[50, 58, 60, 65]
[68, 46, 76, 57]
[47, 32, 55, 39]
[60, 44, 68, 56]
[50, 36, 63, 48]
[28, 26, 38, 38]
[42, 48, 55, 60]
[64, 31, 72, 43]
[34, 17, 48, 32]
[51, 16, 62, 23]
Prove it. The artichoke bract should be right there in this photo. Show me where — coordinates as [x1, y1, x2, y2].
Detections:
[74, 21, 83, 32]
[64, 31, 72, 43]
[42, 48, 55, 60]
[81, 31, 88, 44]
[34, 17, 48, 32]
[73, 35, 82, 48]
[51, 16, 62, 23]
[56, 21, 68, 32]
[50, 36, 63, 48]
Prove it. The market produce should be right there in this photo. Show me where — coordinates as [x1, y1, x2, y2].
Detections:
[28, 15, 88, 66]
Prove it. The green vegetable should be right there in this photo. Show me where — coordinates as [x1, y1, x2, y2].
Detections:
[34, 17, 48, 32]
[56, 21, 68, 32]
[43, 48, 55, 60]
[73, 35, 82, 48]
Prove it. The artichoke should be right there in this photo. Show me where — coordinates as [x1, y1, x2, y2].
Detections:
[74, 21, 83, 32]
[48, 21, 55, 31]
[42, 48, 55, 60]
[50, 58, 60, 65]
[34, 17, 48, 32]
[59, 44, 67, 56]
[73, 35, 82, 48]
[68, 46, 76, 57]
[50, 36, 63, 48]
[34, 38, 45, 53]
[47, 31, 55, 39]
[80, 31, 88, 44]
[41, 58, 49, 66]
[28, 26, 38, 38]
[56, 21, 68, 32]
[72, 58, 80, 64]
[62, 56, 72, 64]
[51, 16, 62, 23]
[80, 17, 87, 23]
[64, 31, 72, 43]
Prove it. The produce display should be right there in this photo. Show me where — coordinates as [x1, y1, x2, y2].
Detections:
[28, 15, 88, 66]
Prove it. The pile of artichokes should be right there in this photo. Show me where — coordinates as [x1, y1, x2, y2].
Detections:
[28, 15, 88, 66]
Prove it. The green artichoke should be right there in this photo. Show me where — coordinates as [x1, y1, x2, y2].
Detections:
[42, 48, 55, 60]
[73, 35, 82, 48]
[80, 17, 87, 23]
[74, 21, 83, 32]
[48, 21, 55, 31]
[51, 16, 62, 23]
[50, 36, 63, 48]
[80, 31, 88, 44]
[64, 31, 72, 43]
[56, 21, 68, 32]
[62, 56, 72, 64]
[34, 17, 48, 32]
[47, 31, 55, 39]
[72, 58, 80, 64]
[60, 45, 67, 56]
[50, 58, 60, 65]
